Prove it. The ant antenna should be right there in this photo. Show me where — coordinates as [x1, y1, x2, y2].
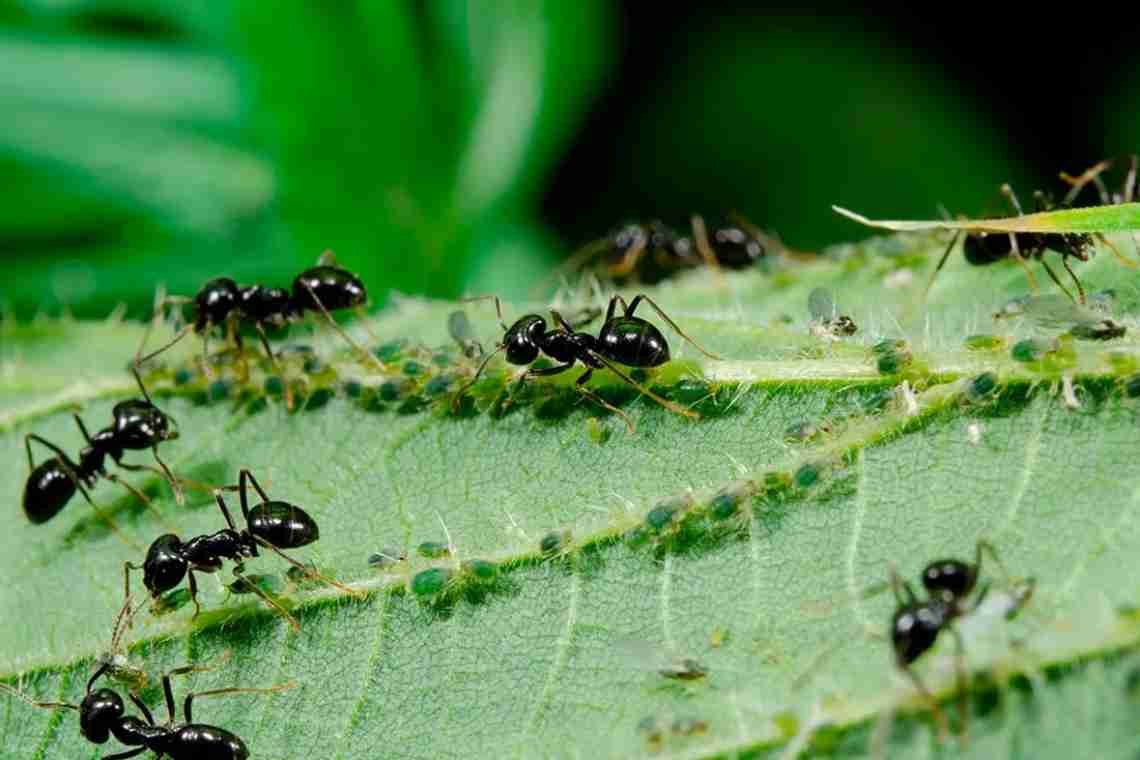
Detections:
[924, 232, 961, 301]
[451, 345, 505, 412]
[0, 681, 78, 712]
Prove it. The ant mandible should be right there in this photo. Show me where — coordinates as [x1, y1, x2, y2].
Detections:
[23, 367, 182, 537]
[0, 657, 290, 759]
[454, 293, 720, 432]
[889, 540, 1034, 742]
[124, 468, 356, 631]
[135, 251, 379, 404]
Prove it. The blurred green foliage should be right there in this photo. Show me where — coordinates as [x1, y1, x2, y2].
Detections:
[0, 0, 609, 318]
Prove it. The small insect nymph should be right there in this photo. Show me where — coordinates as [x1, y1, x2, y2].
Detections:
[0, 659, 291, 760]
[454, 293, 720, 431]
[23, 368, 182, 532]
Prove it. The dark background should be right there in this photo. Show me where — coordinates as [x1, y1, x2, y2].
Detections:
[1, 1, 1136, 319]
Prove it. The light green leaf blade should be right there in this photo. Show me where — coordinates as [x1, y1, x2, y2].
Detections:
[3, 232, 1140, 758]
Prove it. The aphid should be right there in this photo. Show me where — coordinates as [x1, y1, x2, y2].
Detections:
[807, 287, 857, 338]
[454, 294, 720, 432]
[447, 310, 484, 360]
[135, 251, 377, 404]
[416, 541, 451, 559]
[23, 367, 182, 531]
[367, 548, 406, 570]
[124, 469, 354, 631]
[616, 638, 709, 682]
[0, 660, 290, 760]
[927, 184, 1100, 303]
[889, 540, 1033, 740]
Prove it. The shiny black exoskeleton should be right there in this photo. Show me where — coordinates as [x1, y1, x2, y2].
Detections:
[930, 184, 1096, 303]
[456, 293, 719, 430]
[23, 368, 180, 525]
[888, 540, 1032, 739]
[561, 215, 766, 286]
[126, 468, 324, 630]
[136, 250, 368, 373]
[0, 661, 288, 760]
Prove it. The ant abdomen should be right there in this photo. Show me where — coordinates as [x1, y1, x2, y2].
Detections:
[291, 265, 366, 312]
[23, 459, 78, 523]
[963, 233, 1012, 265]
[597, 317, 670, 367]
[891, 601, 948, 666]
[247, 501, 319, 548]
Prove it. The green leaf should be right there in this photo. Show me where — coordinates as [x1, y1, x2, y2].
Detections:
[3, 232, 1140, 758]
[835, 202, 1140, 234]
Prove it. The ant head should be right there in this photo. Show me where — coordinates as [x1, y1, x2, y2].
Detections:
[79, 688, 124, 744]
[195, 277, 241, 328]
[142, 534, 189, 596]
[112, 399, 177, 448]
[612, 223, 648, 252]
[890, 599, 948, 667]
[503, 315, 546, 364]
[921, 559, 977, 602]
[1065, 233, 1094, 262]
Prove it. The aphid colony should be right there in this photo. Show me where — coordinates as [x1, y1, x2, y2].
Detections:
[14, 153, 1118, 755]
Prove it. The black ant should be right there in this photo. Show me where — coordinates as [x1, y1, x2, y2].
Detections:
[889, 540, 1034, 741]
[927, 182, 1102, 303]
[124, 468, 356, 631]
[23, 367, 182, 537]
[0, 656, 290, 759]
[135, 251, 379, 405]
[454, 294, 720, 432]
[545, 214, 768, 289]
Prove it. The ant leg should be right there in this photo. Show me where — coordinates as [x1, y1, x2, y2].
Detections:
[924, 232, 961, 301]
[187, 571, 203, 619]
[572, 368, 635, 433]
[127, 692, 156, 725]
[623, 294, 722, 360]
[1095, 234, 1138, 269]
[182, 682, 294, 725]
[1038, 257, 1077, 303]
[0, 682, 77, 712]
[1000, 184, 1025, 216]
[299, 281, 382, 372]
[461, 294, 510, 331]
[240, 468, 271, 513]
[148, 446, 184, 505]
[949, 626, 969, 745]
[451, 344, 506, 411]
[214, 490, 239, 532]
[103, 472, 168, 528]
[1059, 256, 1086, 303]
[136, 323, 194, 368]
[608, 231, 648, 277]
[888, 564, 918, 606]
[232, 567, 300, 631]
[252, 536, 362, 598]
[1060, 159, 1114, 205]
[590, 352, 699, 420]
[689, 214, 721, 272]
[254, 321, 295, 411]
[901, 665, 949, 743]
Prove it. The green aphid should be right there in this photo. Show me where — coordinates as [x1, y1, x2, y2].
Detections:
[173, 368, 193, 386]
[540, 529, 571, 555]
[964, 372, 999, 404]
[658, 657, 708, 681]
[411, 567, 453, 597]
[1106, 352, 1138, 373]
[285, 563, 322, 588]
[263, 376, 285, 396]
[152, 588, 192, 616]
[709, 480, 754, 520]
[637, 716, 664, 749]
[227, 573, 283, 596]
[785, 420, 826, 442]
[402, 360, 424, 377]
[431, 352, 454, 368]
[872, 338, 908, 356]
[378, 378, 411, 402]
[763, 470, 792, 495]
[302, 356, 322, 374]
[964, 334, 1004, 351]
[374, 340, 406, 362]
[645, 494, 691, 533]
[794, 463, 820, 489]
[207, 379, 230, 401]
[586, 417, 611, 444]
[877, 349, 912, 375]
[671, 717, 709, 736]
[416, 541, 451, 559]
[1011, 338, 1054, 363]
[342, 380, 363, 399]
[424, 374, 453, 397]
[1125, 374, 1140, 399]
[1070, 319, 1126, 341]
[462, 559, 498, 582]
